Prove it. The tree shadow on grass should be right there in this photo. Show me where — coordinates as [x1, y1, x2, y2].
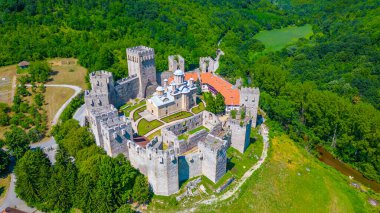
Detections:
[0, 186, 4, 197]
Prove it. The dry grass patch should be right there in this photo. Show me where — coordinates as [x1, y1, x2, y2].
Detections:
[0, 174, 11, 205]
[0, 126, 9, 140]
[44, 87, 75, 129]
[48, 58, 88, 89]
[0, 65, 17, 104]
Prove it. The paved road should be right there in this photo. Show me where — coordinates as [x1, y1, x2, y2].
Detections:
[43, 84, 82, 126]
[73, 104, 86, 126]
[0, 84, 82, 212]
[0, 174, 41, 213]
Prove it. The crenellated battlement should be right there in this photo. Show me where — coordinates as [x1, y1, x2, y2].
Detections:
[126, 46, 155, 62]
[116, 74, 138, 85]
[240, 87, 260, 94]
[89, 70, 113, 79]
[199, 134, 228, 153]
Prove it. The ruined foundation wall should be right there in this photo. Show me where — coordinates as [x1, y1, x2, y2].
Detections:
[228, 119, 252, 154]
[178, 152, 202, 182]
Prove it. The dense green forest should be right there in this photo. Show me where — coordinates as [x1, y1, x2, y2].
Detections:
[255, 0, 380, 181]
[0, 0, 379, 210]
[0, 0, 298, 78]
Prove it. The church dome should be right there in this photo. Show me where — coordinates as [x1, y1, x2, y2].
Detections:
[173, 69, 184, 76]
[156, 86, 164, 92]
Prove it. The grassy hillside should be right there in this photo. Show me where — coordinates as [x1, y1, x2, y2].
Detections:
[197, 132, 378, 212]
[253, 24, 313, 52]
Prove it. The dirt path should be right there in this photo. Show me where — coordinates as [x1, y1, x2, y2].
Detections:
[10, 76, 16, 103]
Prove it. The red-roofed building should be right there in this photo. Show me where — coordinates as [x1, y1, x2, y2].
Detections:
[17, 61, 30, 69]
[168, 71, 241, 111]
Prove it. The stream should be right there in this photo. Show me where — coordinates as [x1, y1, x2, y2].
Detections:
[317, 146, 380, 193]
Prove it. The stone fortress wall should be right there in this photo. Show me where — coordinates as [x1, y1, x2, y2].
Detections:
[84, 45, 260, 196]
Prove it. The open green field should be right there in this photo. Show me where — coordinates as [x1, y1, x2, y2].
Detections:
[137, 119, 163, 136]
[253, 24, 313, 52]
[161, 111, 193, 123]
[197, 134, 377, 213]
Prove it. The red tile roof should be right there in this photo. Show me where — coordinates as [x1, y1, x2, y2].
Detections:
[133, 136, 150, 148]
[169, 72, 240, 106]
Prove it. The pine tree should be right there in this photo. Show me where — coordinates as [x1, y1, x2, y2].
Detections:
[132, 175, 151, 204]
[215, 93, 225, 114]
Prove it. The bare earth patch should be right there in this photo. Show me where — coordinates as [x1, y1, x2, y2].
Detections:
[0, 65, 17, 104]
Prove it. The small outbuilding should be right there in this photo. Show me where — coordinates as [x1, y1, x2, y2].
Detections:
[18, 61, 30, 69]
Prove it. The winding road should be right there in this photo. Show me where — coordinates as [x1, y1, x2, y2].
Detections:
[0, 84, 82, 212]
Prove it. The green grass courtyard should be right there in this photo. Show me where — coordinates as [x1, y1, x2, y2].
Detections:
[161, 111, 193, 123]
[191, 102, 205, 114]
[137, 119, 163, 136]
[133, 106, 146, 121]
[122, 100, 146, 117]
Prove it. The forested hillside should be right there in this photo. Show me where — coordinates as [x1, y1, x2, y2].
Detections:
[0, 0, 297, 79]
[257, 0, 380, 181]
[0, 0, 379, 190]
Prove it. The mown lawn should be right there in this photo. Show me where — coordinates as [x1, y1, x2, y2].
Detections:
[198, 134, 375, 213]
[122, 100, 146, 117]
[253, 24, 313, 52]
[147, 129, 161, 140]
[191, 102, 205, 114]
[133, 106, 146, 121]
[161, 111, 193, 123]
[137, 119, 163, 136]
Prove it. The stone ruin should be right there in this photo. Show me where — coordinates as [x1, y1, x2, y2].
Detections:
[168, 55, 185, 72]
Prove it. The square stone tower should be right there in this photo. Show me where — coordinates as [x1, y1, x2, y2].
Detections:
[126, 46, 157, 98]
[228, 118, 252, 154]
[100, 115, 133, 158]
[147, 148, 179, 196]
[199, 135, 227, 183]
